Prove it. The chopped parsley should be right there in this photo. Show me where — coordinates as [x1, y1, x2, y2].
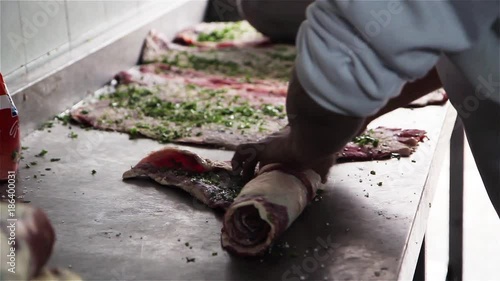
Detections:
[91, 169, 97, 175]
[353, 133, 379, 147]
[198, 27, 236, 42]
[370, 170, 376, 175]
[50, 158, 61, 162]
[35, 150, 48, 157]
[197, 21, 253, 43]
[56, 114, 71, 125]
[38, 121, 54, 130]
[162, 53, 242, 76]
[68, 132, 78, 139]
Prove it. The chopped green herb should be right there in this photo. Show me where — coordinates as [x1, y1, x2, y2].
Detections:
[184, 242, 190, 247]
[35, 150, 48, 157]
[81, 110, 89, 115]
[129, 127, 140, 139]
[411, 160, 416, 163]
[186, 257, 195, 263]
[370, 170, 376, 175]
[21, 146, 29, 150]
[261, 104, 285, 118]
[50, 158, 61, 162]
[353, 134, 379, 147]
[68, 132, 78, 139]
[212, 252, 218, 256]
[56, 114, 71, 125]
[25, 164, 30, 169]
[196, 22, 248, 42]
[377, 182, 383, 186]
[91, 170, 97, 175]
[136, 123, 150, 129]
[38, 121, 54, 130]
[30, 161, 38, 166]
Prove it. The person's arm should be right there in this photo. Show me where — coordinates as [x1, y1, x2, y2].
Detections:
[231, 68, 363, 182]
[232, 0, 491, 181]
[286, 68, 364, 162]
[359, 68, 442, 133]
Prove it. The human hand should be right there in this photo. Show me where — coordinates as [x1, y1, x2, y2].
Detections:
[231, 126, 335, 183]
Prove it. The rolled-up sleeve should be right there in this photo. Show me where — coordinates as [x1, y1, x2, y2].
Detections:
[295, 0, 496, 117]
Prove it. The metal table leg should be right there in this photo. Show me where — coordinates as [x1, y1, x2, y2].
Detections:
[413, 237, 426, 281]
[447, 117, 464, 281]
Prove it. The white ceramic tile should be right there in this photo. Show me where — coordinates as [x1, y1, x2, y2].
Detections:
[137, 0, 154, 7]
[1, 1, 27, 75]
[66, 1, 107, 42]
[19, 0, 69, 63]
[103, 0, 139, 24]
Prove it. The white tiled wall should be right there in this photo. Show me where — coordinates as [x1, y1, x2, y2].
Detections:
[0, 0, 162, 78]
[1, 1, 27, 75]
[66, 1, 107, 43]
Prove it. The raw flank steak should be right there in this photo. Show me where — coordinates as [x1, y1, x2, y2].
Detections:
[123, 148, 322, 256]
[338, 127, 427, 161]
[141, 31, 296, 81]
[174, 21, 269, 48]
[70, 82, 288, 150]
[114, 63, 288, 96]
[123, 148, 244, 210]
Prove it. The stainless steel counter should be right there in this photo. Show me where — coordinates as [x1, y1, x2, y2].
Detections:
[6, 102, 455, 280]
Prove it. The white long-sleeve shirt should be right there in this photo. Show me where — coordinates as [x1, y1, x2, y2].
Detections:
[295, 0, 499, 117]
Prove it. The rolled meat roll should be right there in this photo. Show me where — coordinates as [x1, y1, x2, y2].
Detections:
[0, 203, 56, 280]
[221, 164, 322, 256]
